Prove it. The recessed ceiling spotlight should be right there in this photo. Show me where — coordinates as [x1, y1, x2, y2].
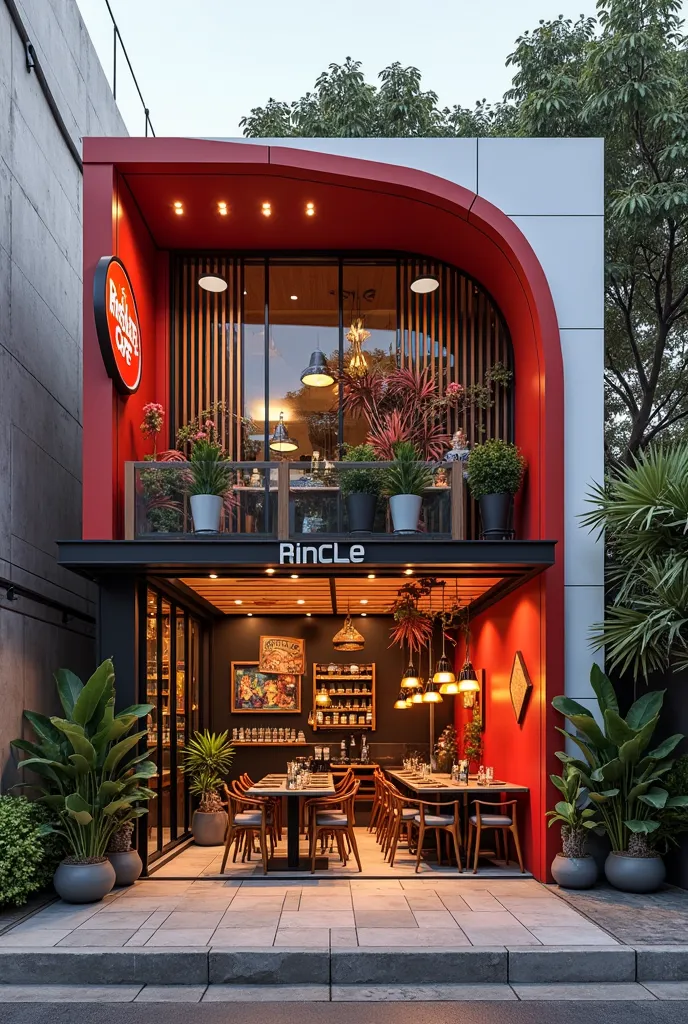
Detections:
[410, 274, 439, 294]
[290, 295, 298, 301]
[297, 599, 305, 605]
[265, 568, 275, 575]
[234, 599, 242, 605]
[367, 573, 376, 580]
[261, 202, 272, 217]
[306, 202, 315, 216]
[290, 574, 299, 580]
[209, 573, 218, 579]
[306, 612, 312, 617]
[247, 612, 253, 617]
[361, 612, 367, 617]
[360, 599, 368, 605]
[243, 290, 248, 295]
[404, 568, 414, 576]
[217, 201, 228, 216]
[198, 271, 228, 292]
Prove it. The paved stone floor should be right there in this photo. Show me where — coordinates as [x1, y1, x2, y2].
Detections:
[0, 981, 686, 1001]
[152, 826, 530, 878]
[554, 884, 688, 945]
[0, 877, 616, 949]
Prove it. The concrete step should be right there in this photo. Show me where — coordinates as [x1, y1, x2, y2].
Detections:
[0, 945, 685, 986]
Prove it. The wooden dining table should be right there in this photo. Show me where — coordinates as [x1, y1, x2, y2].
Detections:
[246, 772, 336, 870]
[386, 769, 528, 847]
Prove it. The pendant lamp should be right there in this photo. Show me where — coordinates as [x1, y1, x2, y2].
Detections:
[300, 342, 335, 388]
[269, 412, 298, 453]
[434, 582, 458, 694]
[458, 605, 480, 694]
[198, 270, 228, 292]
[410, 685, 425, 704]
[422, 590, 443, 702]
[332, 604, 365, 652]
[401, 659, 421, 689]
[394, 688, 411, 709]
[346, 318, 370, 376]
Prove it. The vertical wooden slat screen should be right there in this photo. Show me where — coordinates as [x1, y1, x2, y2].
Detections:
[171, 255, 513, 536]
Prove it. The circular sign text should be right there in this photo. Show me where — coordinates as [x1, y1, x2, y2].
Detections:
[93, 256, 142, 394]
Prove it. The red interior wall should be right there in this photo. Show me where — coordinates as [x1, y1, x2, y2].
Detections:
[455, 576, 554, 880]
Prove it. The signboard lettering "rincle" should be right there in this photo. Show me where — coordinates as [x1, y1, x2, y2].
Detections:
[279, 542, 365, 565]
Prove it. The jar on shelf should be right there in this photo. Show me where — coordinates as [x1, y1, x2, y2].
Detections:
[350, 664, 359, 675]
[333, 712, 340, 725]
[327, 663, 337, 675]
[325, 715, 332, 726]
[232, 728, 238, 741]
[366, 709, 373, 725]
[239, 728, 245, 741]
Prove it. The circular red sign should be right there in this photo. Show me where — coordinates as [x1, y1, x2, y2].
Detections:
[93, 256, 142, 394]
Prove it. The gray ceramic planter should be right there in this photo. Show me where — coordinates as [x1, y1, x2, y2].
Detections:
[551, 853, 598, 890]
[54, 859, 116, 904]
[108, 849, 143, 887]
[192, 810, 227, 846]
[604, 851, 666, 893]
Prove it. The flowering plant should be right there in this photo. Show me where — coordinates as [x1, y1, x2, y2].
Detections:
[140, 403, 165, 457]
[388, 577, 438, 652]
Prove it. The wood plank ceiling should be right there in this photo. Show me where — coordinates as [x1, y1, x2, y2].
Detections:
[180, 575, 504, 616]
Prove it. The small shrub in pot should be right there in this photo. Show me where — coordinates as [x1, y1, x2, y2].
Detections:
[383, 441, 433, 533]
[0, 796, 62, 907]
[467, 438, 525, 538]
[181, 730, 234, 845]
[546, 765, 599, 889]
[340, 443, 383, 534]
[188, 439, 232, 533]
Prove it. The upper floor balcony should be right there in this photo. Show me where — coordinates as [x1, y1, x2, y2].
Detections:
[125, 459, 469, 542]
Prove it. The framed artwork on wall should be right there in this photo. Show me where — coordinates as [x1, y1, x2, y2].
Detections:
[509, 651, 532, 724]
[258, 636, 306, 675]
[230, 662, 301, 714]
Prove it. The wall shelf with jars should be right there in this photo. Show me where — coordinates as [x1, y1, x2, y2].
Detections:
[231, 727, 307, 745]
[312, 662, 376, 731]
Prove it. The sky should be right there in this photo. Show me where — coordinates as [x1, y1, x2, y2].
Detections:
[73, 0, 610, 138]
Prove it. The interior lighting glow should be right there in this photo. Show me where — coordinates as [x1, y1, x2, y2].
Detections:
[360, 599, 368, 605]
[404, 568, 414, 576]
[265, 568, 275, 575]
[261, 202, 272, 217]
[306, 202, 315, 216]
[297, 599, 305, 605]
[290, 574, 299, 580]
[367, 574, 376, 579]
[290, 295, 298, 301]
[234, 599, 242, 605]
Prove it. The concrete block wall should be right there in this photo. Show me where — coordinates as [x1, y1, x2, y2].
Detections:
[0, 0, 126, 783]
[228, 136, 606, 705]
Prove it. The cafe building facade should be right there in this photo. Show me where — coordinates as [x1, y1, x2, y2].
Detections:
[58, 136, 604, 881]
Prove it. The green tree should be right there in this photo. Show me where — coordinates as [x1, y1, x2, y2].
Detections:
[240, 2, 688, 465]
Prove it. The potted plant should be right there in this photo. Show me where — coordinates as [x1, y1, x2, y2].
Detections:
[181, 730, 234, 845]
[553, 664, 688, 893]
[463, 705, 483, 772]
[12, 659, 155, 904]
[547, 765, 599, 889]
[435, 724, 459, 774]
[189, 439, 231, 533]
[467, 438, 526, 538]
[383, 441, 432, 534]
[106, 819, 142, 886]
[340, 443, 383, 534]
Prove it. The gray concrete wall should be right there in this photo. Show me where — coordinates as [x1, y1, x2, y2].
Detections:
[0, 0, 127, 784]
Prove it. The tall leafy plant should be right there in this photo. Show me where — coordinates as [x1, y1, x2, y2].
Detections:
[547, 765, 598, 859]
[583, 444, 688, 678]
[553, 664, 688, 856]
[11, 660, 155, 862]
[383, 441, 432, 497]
[181, 731, 234, 813]
[189, 440, 231, 497]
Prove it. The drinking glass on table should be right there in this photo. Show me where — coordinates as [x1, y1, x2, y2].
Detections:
[486, 767, 495, 785]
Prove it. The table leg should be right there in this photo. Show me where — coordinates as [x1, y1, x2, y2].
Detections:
[286, 795, 300, 869]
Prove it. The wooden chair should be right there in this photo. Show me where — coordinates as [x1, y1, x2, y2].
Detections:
[308, 780, 362, 873]
[307, 773, 357, 858]
[221, 785, 271, 875]
[412, 800, 463, 873]
[368, 769, 386, 833]
[384, 782, 422, 867]
[467, 799, 525, 874]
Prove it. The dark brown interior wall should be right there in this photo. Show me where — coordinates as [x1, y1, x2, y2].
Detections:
[210, 614, 453, 781]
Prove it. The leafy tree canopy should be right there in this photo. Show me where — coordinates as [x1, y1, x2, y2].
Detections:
[241, 1, 688, 466]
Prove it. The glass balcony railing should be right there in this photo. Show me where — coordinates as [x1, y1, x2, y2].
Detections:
[125, 460, 466, 540]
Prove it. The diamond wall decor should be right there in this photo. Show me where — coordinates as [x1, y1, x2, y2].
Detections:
[509, 651, 532, 725]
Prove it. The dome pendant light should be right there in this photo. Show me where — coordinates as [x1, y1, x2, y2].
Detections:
[300, 341, 335, 388]
[394, 688, 411, 709]
[332, 603, 365, 652]
[269, 412, 298, 453]
[435, 582, 458, 694]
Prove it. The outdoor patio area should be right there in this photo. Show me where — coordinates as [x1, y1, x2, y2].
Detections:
[0, 877, 616, 950]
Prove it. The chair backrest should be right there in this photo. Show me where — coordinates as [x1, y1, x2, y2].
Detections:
[472, 798, 517, 823]
[223, 782, 266, 824]
[335, 768, 354, 793]
[340, 780, 360, 825]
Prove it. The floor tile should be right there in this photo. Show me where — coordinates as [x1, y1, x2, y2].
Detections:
[459, 893, 504, 912]
[356, 928, 470, 947]
[58, 930, 136, 947]
[210, 927, 277, 946]
[202, 985, 330, 1001]
[125, 929, 157, 947]
[332, 984, 516, 1001]
[513, 983, 656, 1000]
[405, 893, 445, 911]
[279, 911, 355, 928]
[274, 929, 329, 948]
[412, 910, 461, 929]
[76, 912, 154, 930]
[330, 928, 358, 947]
[157, 911, 225, 929]
[0, 930, 72, 947]
[0, 985, 143, 1002]
[135, 986, 207, 1002]
[144, 929, 215, 946]
[219, 910, 281, 927]
[509, 909, 584, 928]
[527, 926, 617, 945]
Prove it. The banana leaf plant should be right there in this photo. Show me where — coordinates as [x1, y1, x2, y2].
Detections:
[546, 764, 598, 859]
[11, 659, 156, 862]
[552, 664, 688, 856]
